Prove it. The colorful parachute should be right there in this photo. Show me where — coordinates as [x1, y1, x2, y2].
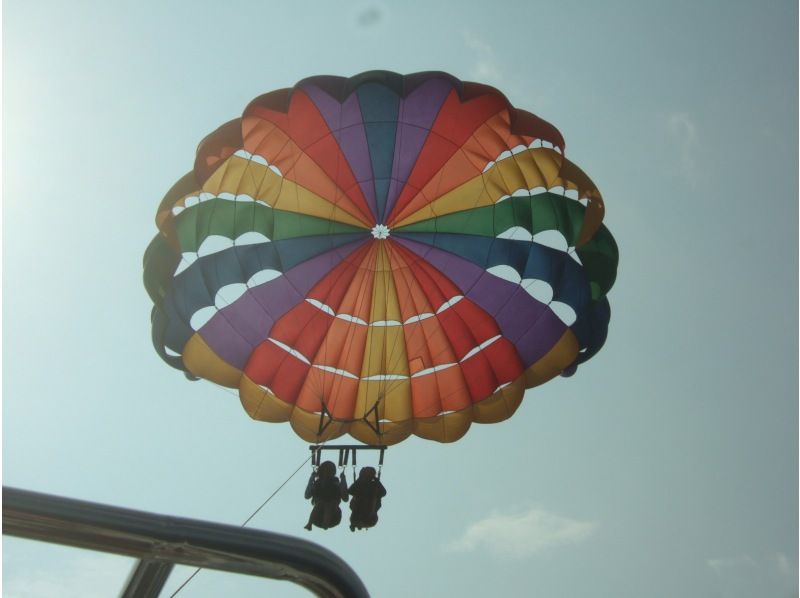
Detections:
[144, 71, 618, 446]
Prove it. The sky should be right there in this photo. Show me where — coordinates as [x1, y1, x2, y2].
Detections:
[2, 1, 798, 597]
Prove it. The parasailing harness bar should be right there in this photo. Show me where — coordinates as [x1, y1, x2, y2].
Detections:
[309, 445, 387, 479]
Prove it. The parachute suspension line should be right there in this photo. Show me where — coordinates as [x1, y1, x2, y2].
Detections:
[169, 453, 312, 598]
[316, 401, 334, 437]
[360, 399, 383, 439]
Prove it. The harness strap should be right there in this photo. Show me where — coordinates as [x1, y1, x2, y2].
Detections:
[377, 447, 385, 479]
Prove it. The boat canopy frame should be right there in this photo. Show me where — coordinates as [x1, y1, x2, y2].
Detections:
[2, 486, 369, 598]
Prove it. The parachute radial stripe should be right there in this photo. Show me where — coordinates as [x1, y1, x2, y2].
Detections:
[389, 147, 600, 230]
[195, 239, 370, 372]
[392, 237, 576, 368]
[243, 91, 376, 226]
[144, 71, 618, 445]
[172, 199, 366, 252]
[384, 88, 509, 223]
[199, 153, 372, 229]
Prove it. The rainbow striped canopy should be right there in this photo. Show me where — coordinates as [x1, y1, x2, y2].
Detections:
[144, 71, 618, 445]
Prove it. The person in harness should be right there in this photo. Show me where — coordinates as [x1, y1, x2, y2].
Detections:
[304, 460, 348, 530]
[347, 466, 387, 531]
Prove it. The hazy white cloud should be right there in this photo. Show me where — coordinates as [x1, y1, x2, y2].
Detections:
[667, 112, 699, 184]
[773, 552, 795, 577]
[4, 552, 133, 598]
[706, 552, 797, 597]
[463, 31, 503, 85]
[445, 506, 597, 558]
[707, 555, 758, 573]
[707, 553, 796, 576]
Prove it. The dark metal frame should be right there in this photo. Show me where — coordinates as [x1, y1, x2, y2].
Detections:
[3, 486, 370, 598]
[309, 444, 387, 474]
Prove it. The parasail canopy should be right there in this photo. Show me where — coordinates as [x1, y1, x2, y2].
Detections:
[144, 70, 618, 446]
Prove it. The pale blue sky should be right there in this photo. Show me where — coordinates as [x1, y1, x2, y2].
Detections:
[3, 1, 797, 597]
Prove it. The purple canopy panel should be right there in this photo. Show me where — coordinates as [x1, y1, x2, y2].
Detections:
[395, 237, 566, 367]
[300, 84, 378, 219]
[384, 78, 453, 220]
[199, 239, 368, 369]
